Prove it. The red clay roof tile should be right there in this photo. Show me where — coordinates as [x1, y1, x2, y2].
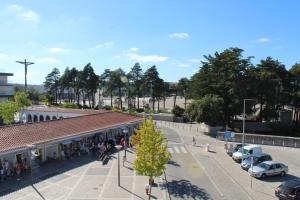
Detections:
[0, 112, 142, 153]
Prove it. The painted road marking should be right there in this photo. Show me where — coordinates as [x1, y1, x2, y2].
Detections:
[174, 146, 180, 153]
[168, 148, 174, 154]
[180, 146, 187, 153]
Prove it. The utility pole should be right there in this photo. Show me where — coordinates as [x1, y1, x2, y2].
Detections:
[16, 59, 34, 92]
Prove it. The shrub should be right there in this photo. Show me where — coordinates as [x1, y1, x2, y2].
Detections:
[185, 95, 225, 126]
[172, 105, 185, 117]
[103, 105, 112, 110]
[136, 108, 144, 113]
[61, 103, 78, 109]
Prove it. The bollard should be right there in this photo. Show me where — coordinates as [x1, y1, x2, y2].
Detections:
[206, 144, 210, 152]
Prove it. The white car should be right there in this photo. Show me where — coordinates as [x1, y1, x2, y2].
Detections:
[248, 161, 288, 179]
[232, 145, 262, 163]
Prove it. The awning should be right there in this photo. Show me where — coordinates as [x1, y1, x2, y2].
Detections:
[62, 140, 72, 145]
[72, 138, 82, 142]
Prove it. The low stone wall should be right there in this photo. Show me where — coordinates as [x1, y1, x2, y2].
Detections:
[156, 120, 223, 136]
[137, 113, 175, 122]
[217, 131, 300, 148]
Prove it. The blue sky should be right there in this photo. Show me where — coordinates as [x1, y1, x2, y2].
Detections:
[0, 0, 299, 84]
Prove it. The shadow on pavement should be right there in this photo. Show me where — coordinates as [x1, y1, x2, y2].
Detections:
[167, 179, 212, 200]
[0, 154, 114, 198]
[119, 185, 144, 200]
[167, 160, 180, 167]
[259, 174, 300, 182]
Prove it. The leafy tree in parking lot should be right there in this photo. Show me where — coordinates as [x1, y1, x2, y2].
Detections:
[133, 118, 171, 188]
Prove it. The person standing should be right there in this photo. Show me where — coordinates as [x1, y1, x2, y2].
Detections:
[192, 136, 196, 146]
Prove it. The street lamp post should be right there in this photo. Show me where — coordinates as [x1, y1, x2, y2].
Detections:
[123, 129, 129, 159]
[242, 99, 256, 150]
[115, 145, 122, 186]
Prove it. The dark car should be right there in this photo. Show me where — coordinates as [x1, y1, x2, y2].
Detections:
[227, 143, 246, 157]
[241, 153, 272, 171]
[275, 179, 300, 200]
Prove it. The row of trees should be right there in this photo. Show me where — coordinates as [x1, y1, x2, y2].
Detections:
[44, 63, 189, 111]
[185, 47, 300, 127]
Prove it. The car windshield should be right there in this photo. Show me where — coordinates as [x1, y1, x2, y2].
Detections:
[257, 163, 270, 169]
[246, 156, 258, 162]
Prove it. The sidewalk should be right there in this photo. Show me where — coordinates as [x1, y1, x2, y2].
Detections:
[0, 149, 169, 200]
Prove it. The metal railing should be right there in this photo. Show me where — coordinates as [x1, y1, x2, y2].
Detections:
[217, 131, 300, 148]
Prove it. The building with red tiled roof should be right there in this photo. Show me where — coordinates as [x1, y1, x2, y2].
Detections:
[18, 106, 109, 123]
[0, 111, 142, 168]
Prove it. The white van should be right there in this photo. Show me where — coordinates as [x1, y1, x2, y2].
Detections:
[232, 145, 262, 163]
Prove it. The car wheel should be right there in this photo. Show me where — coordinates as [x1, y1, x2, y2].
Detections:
[261, 173, 266, 179]
[280, 171, 286, 176]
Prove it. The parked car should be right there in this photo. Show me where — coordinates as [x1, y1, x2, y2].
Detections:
[227, 143, 244, 157]
[248, 161, 288, 179]
[275, 179, 300, 200]
[241, 153, 272, 171]
[232, 145, 262, 163]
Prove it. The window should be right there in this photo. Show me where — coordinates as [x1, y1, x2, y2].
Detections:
[275, 164, 282, 169]
[249, 149, 253, 154]
[269, 165, 276, 170]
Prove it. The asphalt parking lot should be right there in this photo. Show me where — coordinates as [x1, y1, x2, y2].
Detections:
[158, 121, 300, 200]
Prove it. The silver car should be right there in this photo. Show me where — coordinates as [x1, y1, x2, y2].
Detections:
[248, 161, 288, 179]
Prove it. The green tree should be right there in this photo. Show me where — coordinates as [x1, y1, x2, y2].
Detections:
[14, 91, 31, 108]
[143, 66, 161, 110]
[172, 105, 185, 117]
[100, 69, 114, 107]
[129, 63, 143, 109]
[0, 92, 31, 124]
[133, 119, 171, 188]
[189, 48, 252, 124]
[44, 68, 61, 104]
[186, 95, 225, 126]
[255, 57, 288, 121]
[0, 101, 18, 124]
[110, 68, 126, 109]
[177, 78, 190, 109]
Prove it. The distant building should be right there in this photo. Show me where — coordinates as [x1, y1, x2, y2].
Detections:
[0, 73, 14, 102]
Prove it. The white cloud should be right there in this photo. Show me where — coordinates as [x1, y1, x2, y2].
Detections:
[38, 57, 59, 64]
[49, 47, 69, 53]
[188, 58, 201, 63]
[113, 55, 121, 59]
[128, 47, 139, 52]
[256, 38, 270, 43]
[169, 32, 189, 39]
[8, 4, 39, 22]
[90, 41, 114, 50]
[172, 62, 190, 68]
[127, 53, 168, 62]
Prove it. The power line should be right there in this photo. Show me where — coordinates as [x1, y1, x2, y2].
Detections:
[16, 59, 35, 92]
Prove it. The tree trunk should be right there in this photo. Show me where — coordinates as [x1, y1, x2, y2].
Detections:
[173, 94, 177, 109]
[184, 96, 187, 110]
[152, 97, 155, 111]
[137, 95, 140, 109]
[163, 97, 166, 109]
[110, 92, 113, 107]
[157, 99, 160, 111]
[119, 87, 122, 110]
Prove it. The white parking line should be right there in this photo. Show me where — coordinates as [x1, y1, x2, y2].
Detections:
[174, 146, 180, 153]
[180, 146, 187, 153]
